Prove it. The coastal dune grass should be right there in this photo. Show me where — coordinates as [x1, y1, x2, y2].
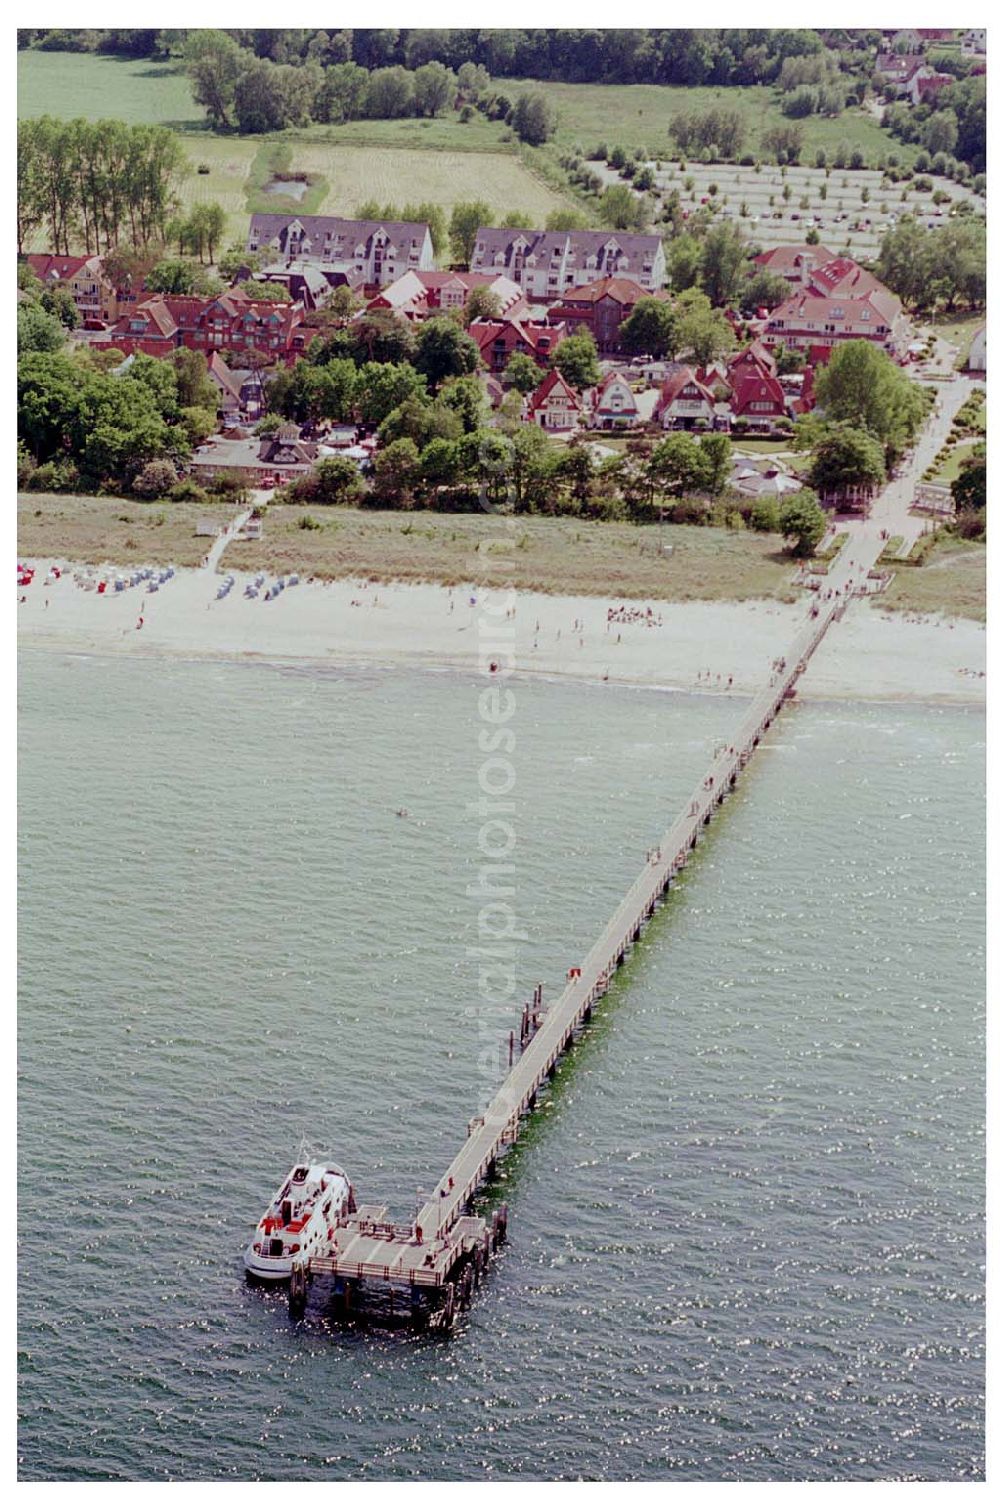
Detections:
[17, 493, 236, 570]
[17, 494, 986, 618]
[875, 535, 985, 622]
[201, 505, 802, 603]
[18, 493, 798, 602]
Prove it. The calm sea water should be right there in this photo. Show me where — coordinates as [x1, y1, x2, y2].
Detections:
[18, 648, 985, 1481]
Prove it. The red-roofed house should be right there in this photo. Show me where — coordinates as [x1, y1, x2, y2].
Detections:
[728, 341, 778, 382]
[753, 244, 837, 288]
[914, 71, 954, 104]
[876, 54, 953, 103]
[760, 285, 910, 362]
[367, 269, 526, 322]
[109, 290, 316, 363]
[806, 257, 885, 300]
[26, 253, 118, 324]
[590, 371, 640, 429]
[875, 51, 925, 90]
[548, 276, 655, 354]
[468, 317, 567, 373]
[527, 369, 583, 431]
[728, 365, 788, 432]
[653, 366, 717, 429]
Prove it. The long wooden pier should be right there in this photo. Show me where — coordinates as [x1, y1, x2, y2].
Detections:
[289, 539, 883, 1329]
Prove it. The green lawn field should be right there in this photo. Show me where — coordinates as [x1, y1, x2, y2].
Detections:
[17, 50, 208, 130]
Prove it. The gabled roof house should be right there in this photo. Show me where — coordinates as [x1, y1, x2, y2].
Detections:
[526, 369, 583, 431]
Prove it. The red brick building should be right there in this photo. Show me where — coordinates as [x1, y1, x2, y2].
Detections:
[108, 289, 315, 363]
[548, 276, 654, 355]
[468, 316, 567, 373]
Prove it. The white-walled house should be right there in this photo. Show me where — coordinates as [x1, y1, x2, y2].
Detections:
[591, 372, 640, 429]
[246, 215, 435, 288]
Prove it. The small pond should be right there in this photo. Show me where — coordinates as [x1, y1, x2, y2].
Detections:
[262, 177, 309, 201]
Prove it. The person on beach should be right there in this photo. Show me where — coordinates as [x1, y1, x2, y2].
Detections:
[136, 614, 144, 630]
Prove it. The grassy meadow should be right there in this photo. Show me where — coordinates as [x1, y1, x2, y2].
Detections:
[18, 492, 986, 619]
[17, 50, 207, 129]
[502, 78, 915, 165]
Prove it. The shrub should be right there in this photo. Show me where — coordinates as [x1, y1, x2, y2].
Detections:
[28, 459, 81, 493]
[169, 478, 208, 503]
[750, 495, 781, 531]
[207, 472, 248, 500]
[132, 459, 178, 498]
[17, 445, 37, 488]
[670, 498, 709, 525]
[954, 510, 985, 540]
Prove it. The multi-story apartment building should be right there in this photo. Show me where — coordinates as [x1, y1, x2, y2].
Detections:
[470, 229, 666, 302]
[246, 215, 435, 288]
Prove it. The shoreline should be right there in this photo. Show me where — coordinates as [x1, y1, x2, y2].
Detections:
[17, 560, 986, 708]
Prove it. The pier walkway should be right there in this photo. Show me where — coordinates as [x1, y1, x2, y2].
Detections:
[290, 517, 892, 1326]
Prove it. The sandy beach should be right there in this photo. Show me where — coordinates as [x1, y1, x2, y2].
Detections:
[17, 557, 985, 706]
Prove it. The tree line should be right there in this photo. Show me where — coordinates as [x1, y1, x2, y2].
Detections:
[17, 116, 186, 256]
[21, 28, 861, 88]
[179, 32, 558, 143]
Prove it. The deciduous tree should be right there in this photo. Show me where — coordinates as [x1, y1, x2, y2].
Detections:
[619, 298, 678, 358]
[778, 489, 826, 556]
[450, 200, 492, 265]
[552, 332, 600, 391]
